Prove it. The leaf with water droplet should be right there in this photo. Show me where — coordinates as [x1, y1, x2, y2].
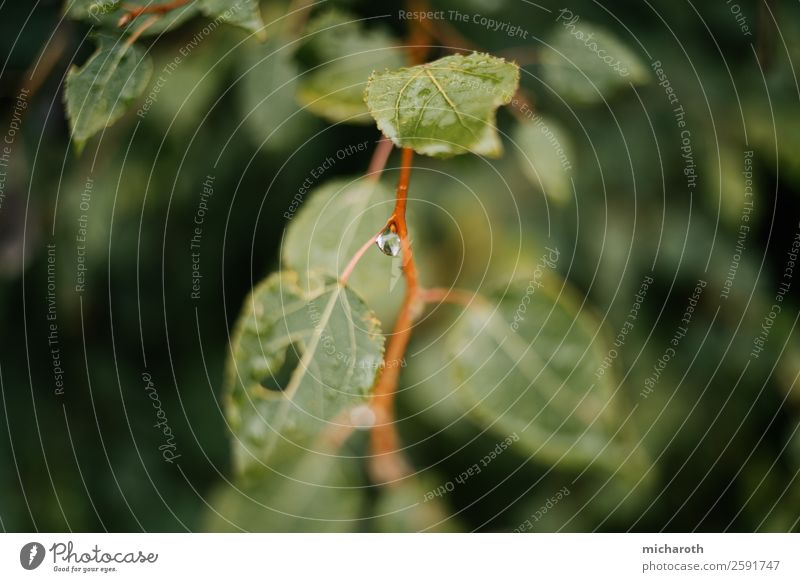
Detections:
[225, 270, 384, 476]
[375, 227, 401, 256]
[283, 177, 408, 324]
[365, 52, 519, 157]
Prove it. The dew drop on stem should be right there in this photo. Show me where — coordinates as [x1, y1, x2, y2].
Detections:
[375, 225, 401, 257]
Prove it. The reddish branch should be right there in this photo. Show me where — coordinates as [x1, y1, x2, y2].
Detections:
[122, 14, 161, 48]
[418, 287, 478, 307]
[118, 0, 193, 27]
[338, 0, 495, 484]
[369, 148, 419, 483]
[366, 0, 439, 485]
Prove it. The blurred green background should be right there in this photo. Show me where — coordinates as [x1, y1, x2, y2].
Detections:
[1, 0, 799, 532]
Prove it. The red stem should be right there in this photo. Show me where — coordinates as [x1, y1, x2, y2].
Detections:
[118, 0, 192, 27]
[369, 148, 418, 484]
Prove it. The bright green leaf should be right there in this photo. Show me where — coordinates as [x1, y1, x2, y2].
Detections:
[64, 36, 153, 151]
[296, 10, 404, 124]
[282, 177, 405, 323]
[198, 0, 265, 39]
[225, 270, 384, 475]
[541, 22, 649, 105]
[446, 272, 648, 478]
[513, 115, 575, 204]
[365, 52, 519, 157]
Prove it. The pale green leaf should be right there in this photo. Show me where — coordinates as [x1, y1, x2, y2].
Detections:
[205, 439, 365, 532]
[237, 40, 318, 151]
[198, 0, 265, 39]
[282, 177, 406, 323]
[371, 477, 461, 532]
[365, 52, 519, 157]
[64, 36, 153, 151]
[513, 115, 575, 204]
[445, 272, 648, 478]
[225, 270, 384, 475]
[296, 10, 404, 124]
[541, 22, 649, 105]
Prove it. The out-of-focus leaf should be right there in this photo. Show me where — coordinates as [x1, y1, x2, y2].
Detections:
[143, 37, 227, 134]
[399, 158, 543, 290]
[198, 0, 265, 39]
[365, 53, 519, 157]
[703, 145, 757, 227]
[541, 21, 649, 105]
[372, 478, 460, 532]
[747, 97, 800, 187]
[445, 273, 647, 478]
[512, 115, 575, 204]
[206, 439, 365, 532]
[296, 10, 403, 124]
[225, 270, 384, 475]
[282, 177, 405, 323]
[237, 40, 318, 151]
[64, 35, 152, 151]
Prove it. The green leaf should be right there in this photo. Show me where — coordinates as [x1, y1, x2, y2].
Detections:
[205, 438, 365, 532]
[282, 177, 405, 323]
[64, 36, 153, 151]
[541, 21, 649, 105]
[64, 0, 199, 35]
[237, 40, 319, 151]
[513, 115, 575, 204]
[64, 0, 122, 18]
[296, 10, 404, 124]
[225, 270, 384, 475]
[445, 271, 648, 478]
[198, 0, 265, 39]
[365, 53, 519, 157]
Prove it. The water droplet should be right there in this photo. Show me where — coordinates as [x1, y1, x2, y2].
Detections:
[375, 227, 401, 257]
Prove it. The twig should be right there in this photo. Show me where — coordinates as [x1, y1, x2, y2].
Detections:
[369, 147, 419, 484]
[338, 139, 394, 285]
[365, 0, 437, 486]
[365, 138, 394, 182]
[339, 226, 383, 285]
[123, 14, 161, 49]
[22, 21, 70, 100]
[418, 286, 478, 307]
[118, 0, 193, 27]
